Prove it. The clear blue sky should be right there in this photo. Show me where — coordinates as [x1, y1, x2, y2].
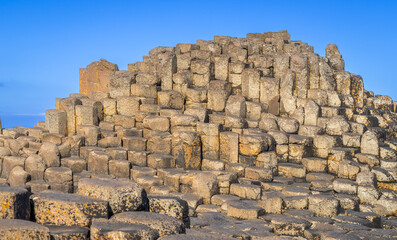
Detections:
[0, 0, 396, 127]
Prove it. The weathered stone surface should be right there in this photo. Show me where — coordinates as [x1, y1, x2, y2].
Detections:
[44, 167, 73, 193]
[278, 117, 299, 134]
[147, 154, 174, 169]
[3, 31, 397, 238]
[39, 142, 60, 167]
[158, 90, 185, 110]
[45, 109, 67, 136]
[32, 192, 109, 227]
[0, 187, 31, 220]
[111, 211, 185, 236]
[302, 157, 327, 172]
[242, 68, 261, 101]
[90, 218, 159, 240]
[158, 229, 234, 240]
[25, 154, 46, 180]
[267, 214, 311, 236]
[239, 134, 266, 156]
[148, 195, 189, 226]
[47, 225, 89, 240]
[278, 163, 306, 178]
[225, 95, 246, 118]
[227, 200, 263, 219]
[351, 74, 364, 108]
[78, 177, 147, 214]
[87, 151, 110, 175]
[308, 195, 339, 217]
[326, 116, 350, 135]
[230, 184, 261, 200]
[8, 166, 29, 187]
[80, 59, 118, 95]
[172, 131, 201, 170]
[361, 130, 379, 156]
[0, 219, 50, 239]
[61, 156, 87, 173]
[191, 172, 218, 203]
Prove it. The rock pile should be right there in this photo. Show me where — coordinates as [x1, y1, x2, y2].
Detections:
[0, 30, 397, 239]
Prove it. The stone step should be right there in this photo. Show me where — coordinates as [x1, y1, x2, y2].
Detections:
[380, 158, 397, 169]
[211, 194, 240, 208]
[244, 166, 273, 182]
[148, 195, 189, 227]
[32, 191, 109, 227]
[302, 157, 327, 172]
[282, 186, 310, 197]
[289, 134, 313, 145]
[332, 214, 374, 228]
[335, 193, 359, 211]
[278, 163, 306, 178]
[157, 168, 186, 192]
[344, 209, 381, 228]
[128, 150, 148, 167]
[333, 178, 358, 195]
[230, 183, 261, 200]
[328, 147, 359, 174]
[174, 193, 203, 215]
[47, 225, 89, 240]
[201, 158, 225, 171]
[310, 179, 333, 190]
[111, 211, 185, 236]
[90, 218, 159, 239]
[283, 195, 309, 210]
[109, 160, 130, 178]
[196, 204, 221, 213]
[77, 177, 147, 214]
[261, 182, 288, 191]
[135, 175, 163, 192]
[237, 177, 261, 186]
[226, 200, 263, 220]
[130, 166, 157, 181]
[263, 214, 311, 237]
[342, 133, 362, 148]
[298, 125, 324, 137]
[148, 154, 175, 169]
[150, 185, 172, 195]
[61, 156, 87, 174]
[147, 132, 172, 155]
[0, 219, 50, 239]
[308, 194, 339, 217]
[306, 172, 335, 182]
[122, 136, 147, 152]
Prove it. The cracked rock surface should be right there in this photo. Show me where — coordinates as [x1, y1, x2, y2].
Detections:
[0, 30, 397, 239]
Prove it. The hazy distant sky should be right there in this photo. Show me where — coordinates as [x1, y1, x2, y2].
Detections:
[0, 0, 396, 126]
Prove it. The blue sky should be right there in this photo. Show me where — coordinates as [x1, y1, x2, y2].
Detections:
[0, 0, 396, 127]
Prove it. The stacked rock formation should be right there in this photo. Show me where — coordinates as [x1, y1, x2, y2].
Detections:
[0, 30, 397, 239]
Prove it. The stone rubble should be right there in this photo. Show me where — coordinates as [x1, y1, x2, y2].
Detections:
[0, 30, 397, 239]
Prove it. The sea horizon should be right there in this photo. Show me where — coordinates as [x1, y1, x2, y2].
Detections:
[0, 114, 45, 129]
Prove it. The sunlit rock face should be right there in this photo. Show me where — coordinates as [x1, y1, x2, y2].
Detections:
[1, 30, 397, 239]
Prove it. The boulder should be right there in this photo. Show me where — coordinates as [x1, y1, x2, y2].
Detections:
[78, 177, 147, 213]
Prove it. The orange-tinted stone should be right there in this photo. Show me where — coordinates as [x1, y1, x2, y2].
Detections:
[79, 59, 118, 96]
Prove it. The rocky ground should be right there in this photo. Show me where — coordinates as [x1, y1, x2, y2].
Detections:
[0, 30, 397, 239]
